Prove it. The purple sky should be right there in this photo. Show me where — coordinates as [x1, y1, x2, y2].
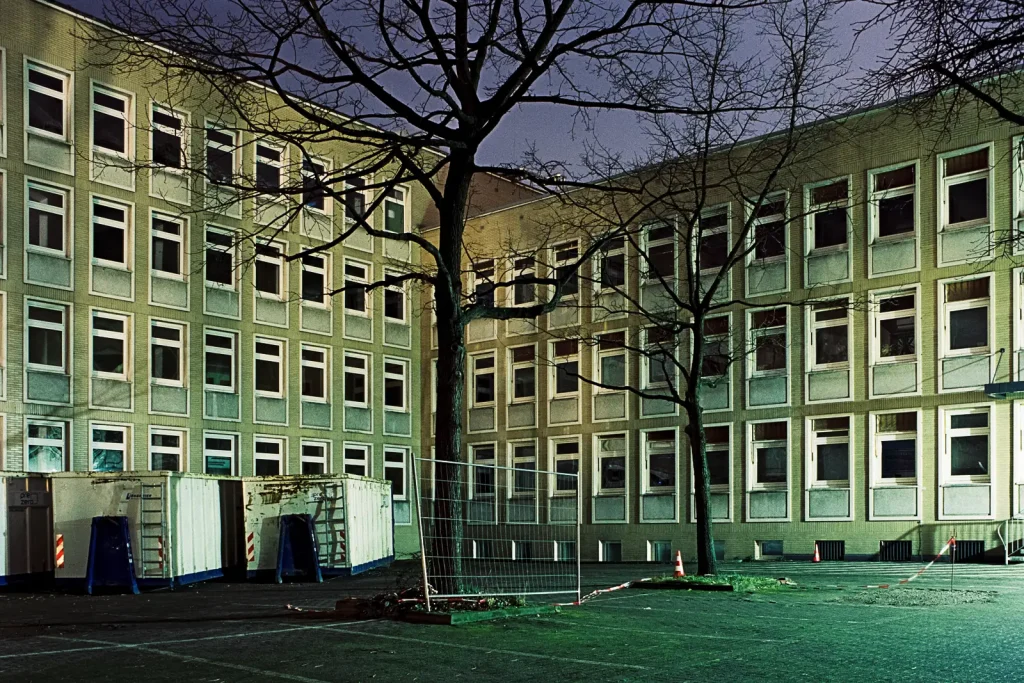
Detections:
[58, 0, 887, 169]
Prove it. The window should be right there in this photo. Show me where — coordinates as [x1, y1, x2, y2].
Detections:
[808, 302, 849, 370]
[26, 301, 67, 372]
[255, 142, 284, 191]
[344, 176, 370, 224]
[873, 290, 916, 361]
[301, 441, 329, 474]
[26, 420, 67, 472]
[91, 311, 129, 380]
[384, 186, 407, 233]
[704, 425, 730, 488]
[254, 337, 284, 396]
[384, 447, 408, 499]
[205, 126, 236, 185]
[510, 442, 537, 496]
[599, 237, 626, 289]
[512, 257, 536, 306]
[749, 308, 787, 376]
[643, 430, 676, 491]
[383, 358, 408, 411]
[300, 345, 328, 402]
[91, 198, 129, 267]
[472, 260, 495, 307]
[551, 340, 579, 396]
[750, 196, 786, 260]
[343, 259, 369, 314]
[698, 208, 729, 271]
[204, 433, 236, 475]
[205, 228, 235, 287]
[941, 277, 991, 356]
[942, 408, 991, 481]
[471, 444, 496, 498]
[254, 437, 284, 476]
[809, 416, 850, 484]
[383, 270, 406, 321]
[643, 223, 674, 280]
[806, 179, 849, 250]
[600, 540, 622, 562]
[204, 330, 237, 392]
[596, 332, 626, 390]
[91, 85, 130, 156]
[27, 181, 68, 255]
[151, 213, 184, 277]
[343, 352, 369, 406]
[509, 345, 536, 402]
[91, 424, 128, 472]
[302, 254, 329, 306]
[151, 320, 185, 386]
[643, 327, 675, 388]
[344, 443, 370, 476]
[553, 241, 580, 295]
[302, 156, 328, 211]
[940, 147, 990, 231]
[552, 439, 580, 494]
[472, 353, 496, 405]
[870, 164, 916, 239]
[751, 421, 787, 487]
[27, 62, 69, 139]
[151, 105, 185, 168]
[874, 412, 917, 481]
[596, 434, 626, 494]
[701, 316, 730, 377]
[150, 429, 185, 471]
[254, 241, 285, 299]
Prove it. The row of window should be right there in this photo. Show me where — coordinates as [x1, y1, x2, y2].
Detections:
[18, 298, 409, 409]
[6, 55, 409, 231]
[13, 416, 408, 497]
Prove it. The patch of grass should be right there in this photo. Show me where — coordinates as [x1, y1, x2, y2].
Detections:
[649, 574, 785, 593]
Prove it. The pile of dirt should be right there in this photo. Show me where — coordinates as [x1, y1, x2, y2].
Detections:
[828, 588, 996, 607]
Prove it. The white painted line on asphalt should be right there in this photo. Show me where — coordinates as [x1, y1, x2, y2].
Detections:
[306, 624, 650, 670]
[587, 591, 658, 603]
[594, 604, 813, 622]
[530, 618, 780, 642]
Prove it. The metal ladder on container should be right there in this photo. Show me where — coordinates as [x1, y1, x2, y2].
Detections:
[139, 482, 169, 580]
[313, 485, 347, 570]
[998, 517, 1024, 565]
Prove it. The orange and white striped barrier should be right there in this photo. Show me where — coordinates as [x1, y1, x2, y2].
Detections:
[54, 534, 65, 569]
[246, 532, 255, 563]
[337, 529, 347, 563]
[865, 536, 956, 589]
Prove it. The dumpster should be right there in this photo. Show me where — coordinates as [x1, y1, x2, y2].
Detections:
[241, 474, 393, 579]
[1, 473, 53, 586]
[50, 472, 229, 589]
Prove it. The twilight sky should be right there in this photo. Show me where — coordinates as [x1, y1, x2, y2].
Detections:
[58, 0, 888, 170]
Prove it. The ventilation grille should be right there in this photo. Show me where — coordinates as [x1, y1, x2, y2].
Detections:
[953, 540, 985, 563]
[879, 540, 913, 562]
[816, 540, 845, 561]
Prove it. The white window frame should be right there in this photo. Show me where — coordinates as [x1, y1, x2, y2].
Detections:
[594, 331, 627, 395]
[552, 240, 581, 297]
[692, 423, 733, 523]
[471, 259, 496, 307]
[867, 409, 921, 521]
[203, 431, 238, 476]
[383, 446, 409, 500]
[938, 275, 994, 392]
[205, 122, 239, 187]
[939, 404, 994, 486]
[25, 60, 72, 143]
[699, 314, 731, 397]
[0, 169, 7, 278]
[383, 356, 409, 412]
[254, 436, 286, 476]
[641, 223, 675, 283]
[509, 439, 539, 500]
[90, 82, 133, 161]
[300, 343, 329, 403]
[343, 174, 373, 227]
[469, 442, 498, 502]
[806, 298, 851, 374]
[805, 414, 853, 492]
[642, 326, 677, 392]
[508, 344, 537, 404]
[90, 309, 130, 382]
[0, 48, 7, 157]
[150, 211, 186, 282]
[868, 161, 919, 275]
[745, 192, 787, 265]
[0, 292, 5, 400]
[869, 286, 920, 381]
[300, 439, 330, 475]
[89, 422, 130, 472]
[89, 195, 132, 270]
[470, 351, 497, 407]
[383, 185, 409, 234]
[150, 103, 187, 171]
[1015, 267, 1024, 381]
[696, 204, 730, 275]
[550, 339, 580, 398]
[26, 418, 69, 473]
[204, 226, 237, 290]
[203, 328, 238, 393]
[593, 432, 628, 503]
[383, 268, 407, 322]
[511, 256, 536, 307]
[747, 306, 789, 389]
[301, 154, 332, 215]
[746, 419, 791, 522]
[299, 253, 331, 310]
[1014, 136, 1024, 256]
[25, 299, 68, 374]
[254, 139, 286, 195]
[25, 179, 70, 258]
[550, 437, 581, 498]
[254, 239, 287, 301]
[343, 258, 371, 316]
[804, 177, 850, 254]
[150, 318, 186, 388]
[149, 427, 187, 472]
[253, 336, 286, 398]
[641, 427, 679, 501]
[937, 144, 994, 265]
[597, 235, 627, 292]
[343, 442, 371, 477]
[342, 351, 370, 408]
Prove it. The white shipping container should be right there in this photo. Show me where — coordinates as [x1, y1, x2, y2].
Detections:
[50, 472, 226, 587]
[242, 474, 393, 577]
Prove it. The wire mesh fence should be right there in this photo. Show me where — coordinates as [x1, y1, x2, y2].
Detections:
[415, 456, 580, 601]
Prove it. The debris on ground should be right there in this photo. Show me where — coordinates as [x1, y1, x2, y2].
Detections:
[827, 588, 996, 607]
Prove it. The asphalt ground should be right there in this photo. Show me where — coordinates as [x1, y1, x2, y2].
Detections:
[2, 561, 1024, 682]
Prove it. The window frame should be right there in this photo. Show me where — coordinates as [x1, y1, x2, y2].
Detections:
[342, 350, 370, 408]
[383, 356, 409, 412]
[805, 414, 853, 490]
[551, 240, 581, 297]
[696, 204, 731, 275]
[150, 211, 186, 282]
[938, 273, 993, 361]
[149, 318, 186, 388]
[939, 404, 994, 486]
[746, 419, 791, 522]
[300, 439, 330, 475]
[867, 161, 919, 269]
[470, 351, 497, 407]
[254, 238, 287, 301]
[868, 285, 922, 398]
[254, 139, 286, 195]
[90, 309, 130, 382]
[937, 144, 993, 234]
[806, 298, 851, 373]
[204, 121, 239, 187]
[508, 344, 537, 404]
[511, 256, 537, 306]
[25, 178, 71, 258]
[804, 177, 851, 255]
[343, 174, 373, 227]
[90, 81, 133, 161]
[25, 299, 69, 374]
[383, 268, 407, 322]
[692, 422, 733, 523]
[300, 253, 331, 309]
[149, 426, 187, 472]
[594, 331, 627, 394]
[469, 442, 498, 501]
[149, 102, 188, 171]
[550, 339, 580, 398]
[383, 185, 410, 234]
[342, 257, 371, 316]
[745, 192, 788, 265]
[25, 418, 69, 473]
[641, 222, 675, 283]
[597, 235, 627, 292]
[383, 446, 409, 500]
[203, 328, 238, 394]
[301, 154, 332, 215]
[253, 435, 286, 476]
[89, 195, 132, 271]
[747, 306, 789, 379]
[203, 431, 238, 476]
[204, 226, 237, 290]
[550, 436, 581, 498]
[253, 336, 286, 398]
[25, 59, 72, 143]
[343, 441, 372, 477]
[299, 343, 329, 403]
[593, 431, 628, 501]
[641, 427, 679, 499]
[869, 409, 922, 496]
[89, 422, 130, 473]
[641, 326, 677, 392]
[508, 439, 539, 500]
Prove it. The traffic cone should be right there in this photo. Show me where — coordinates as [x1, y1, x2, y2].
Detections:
[812, 542, 821, 563]
[674, 550, 685, 577]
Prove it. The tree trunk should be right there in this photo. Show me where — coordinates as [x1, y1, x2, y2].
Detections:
[685, 399, 718, 576]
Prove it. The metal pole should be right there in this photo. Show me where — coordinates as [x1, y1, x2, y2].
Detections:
[576, 472, 582, 604]
[949, 535, 955, 594]
[411, 453, 432, 612]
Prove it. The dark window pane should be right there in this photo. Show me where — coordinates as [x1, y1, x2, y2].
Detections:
[255, 459, 280, 476]
[878, 195, 915, 237]
[556, 458, 579, 491]
[151, 453, 180, 471]
[303, 270, 326, 303]
[707, 450, 729, 486]
[255, 260, 279, 294]
[754, 221, 785, 259]
[601, 252, 625, 288]
[556, 360, 578, 394]
[600, 456, 626, 489]
[302, 366, 325, 398]
[813, 209, 847, 249]
[950, 435, 988, 476]
[345, 372, 366, 402]
[93, 222, 125, 263]
[206, 146, 233, 184]
[647, 243, 674, 278]
[302, 461, 326, 475]
[950, 413, 988, 429]
[205, 352, 233, 387]
[152, 345, 180, 382]
[93, 337, 124, 374]
[29, 208, 64, 251]
[29, 90, 64, 135]
[28, 327, 63, 367]
[881, 439, 916, 478]
[153, 129, 181, 167]
[815, 325, 848, 365]
[816, 443, 849, 481]
[206, 243, 233, 285]
[93, 110, 125, 153]
[949, 308, 988, 350]
[756, 446, 787, 483]
[947, 178, 987, 224]
[699, 232, 728, 270]
[385, 377, 404, 407]
[648, 452, 675, 488]
[513, 366, 535, 398]
[384, 289, 404, 319]
[879, 317, 915, 357]
[755, 332, 786, 371]
[152, 235, 180, 274]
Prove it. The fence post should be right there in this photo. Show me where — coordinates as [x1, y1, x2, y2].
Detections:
[411, 453, 431, 612]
